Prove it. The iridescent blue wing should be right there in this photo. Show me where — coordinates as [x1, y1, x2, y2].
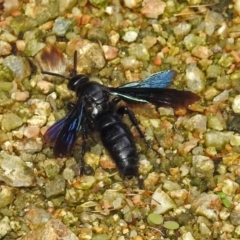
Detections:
[44, 101, 84, 157]
[43, 113, 72, 144]
[109, 70, 200, 109]
[120, 70, 175, 88]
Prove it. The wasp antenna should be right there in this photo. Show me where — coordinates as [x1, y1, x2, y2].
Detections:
[41, 71, 70, 80]
[71, 51, 78, 77]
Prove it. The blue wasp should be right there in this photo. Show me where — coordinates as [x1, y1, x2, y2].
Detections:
[43, 52, 199, 178]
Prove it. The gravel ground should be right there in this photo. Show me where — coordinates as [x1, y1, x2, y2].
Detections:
[1, 0, 240, 239]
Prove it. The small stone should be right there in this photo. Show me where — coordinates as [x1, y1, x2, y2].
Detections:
[0, 186, 14, 208]
[141, 0, 166, 19]
[45, 175, 66, 199]
[121, 56, 142, 70]
[19, 219, 78, 240]
[213, 90, 229, 102]
[232, 95, 240, 114]
[52, 17, 75, 37]
[0, 151, 35, 187]
[151, 188, 176, 214]
[192, 193, 222, 221]
[102, 45, 118, 60]
[66, 39, 106, 74]
[182, 232, 195, 240]
[207, 115, 225, 131]
[230, 135, 240, 146]
[3, 55, 31, 79]
[230, 203, 240, 225]
[185, 64, 206, 93]
[192, 46, 213, 59]
[222, 179, 239, 196]
[0, 40, 12, 56]
[122, 30, 138, 42]
[173, 22, 191, 39]
[11, 91, 30, 101]
[128, 43, 149, 61]
[87, 27, 108, 44]
[184, 34, 205, 51]
[184, 114, 207, 133]
[204, 130, 233, 150]
[191, 155, 214, 178]
[24, 206, 52, 228]
[1, 112, 23, 132]
[0, 217, 11, 239]
[123, 0, 141, 8]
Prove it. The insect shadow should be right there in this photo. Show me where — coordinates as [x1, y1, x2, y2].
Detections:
[42, 51, 200, 179]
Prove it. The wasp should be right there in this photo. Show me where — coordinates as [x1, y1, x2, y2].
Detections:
[43, 52, 200, 178]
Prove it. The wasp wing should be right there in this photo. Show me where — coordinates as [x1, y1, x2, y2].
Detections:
[119, 70, 175, 88]
[43, 101, 85, 157]
[110, 88, 200, 109]
[109, 70, 200, 109]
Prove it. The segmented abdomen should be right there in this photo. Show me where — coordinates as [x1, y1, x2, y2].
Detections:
[97, 114, 138, 178]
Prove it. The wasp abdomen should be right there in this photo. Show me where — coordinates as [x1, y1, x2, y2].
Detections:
[97, 114, 139, 178]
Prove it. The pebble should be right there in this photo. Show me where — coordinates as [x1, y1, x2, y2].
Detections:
[102, 45, 118, 60]
[87, 27, 108, 44]
[124, 0, 141, 8]
[232, 95, 240, 113]
[182, 232, 195, 240]
[66, 39, 106, 74]
[3, 55, 31, 79]
[122, 30, 138, 42]
[0, 40, 12, 56]
[230, 135, 240, 146]
[204, 130, 233, 150]
[13, 138, 43, 154]
[24, 205, 52, 229]
[185, 64, 206, 93]
[0, 186, 14, 208]
[121, 56, 142, 70]
[191, 155, 214, 178]
[1, 112, 23, 132]
[192, 46, 213, 59]
[141, 0, 166, 19]
[222, 179, 239, 196]
[231, 203, 240, 225]
[207, 115, 225, 131]
[128, 43, 149, 61]
[151, 188, 176, 214]
[19, 219, 78, 240]
[183, 114, 207, 133]
[0, 217, 11, 239]
[45, 175, 66, 199]
[11, 91, 30, 101]
[192, 193, 222, 221]
[52, 17, 75, 37]
[23, 126, 40, 139]
[0, 151, 35, 187]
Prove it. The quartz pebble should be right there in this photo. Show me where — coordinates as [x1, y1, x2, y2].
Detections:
[19, 219, 78, 240]
[232, 95, 240, 113]
[141, 0, 166, 19]
[151, 188, 176, 214]
[0, 151, 35, 187]
[192, 193, 222, 221]
[0, 40, 12, 56]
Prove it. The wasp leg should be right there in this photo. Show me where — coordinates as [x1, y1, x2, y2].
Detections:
[117, 106, 160, 156]
[79, 118, 88, 175]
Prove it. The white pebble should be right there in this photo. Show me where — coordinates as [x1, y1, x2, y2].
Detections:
[232, 95, 240, 113]
[122, 31, 138, 42]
